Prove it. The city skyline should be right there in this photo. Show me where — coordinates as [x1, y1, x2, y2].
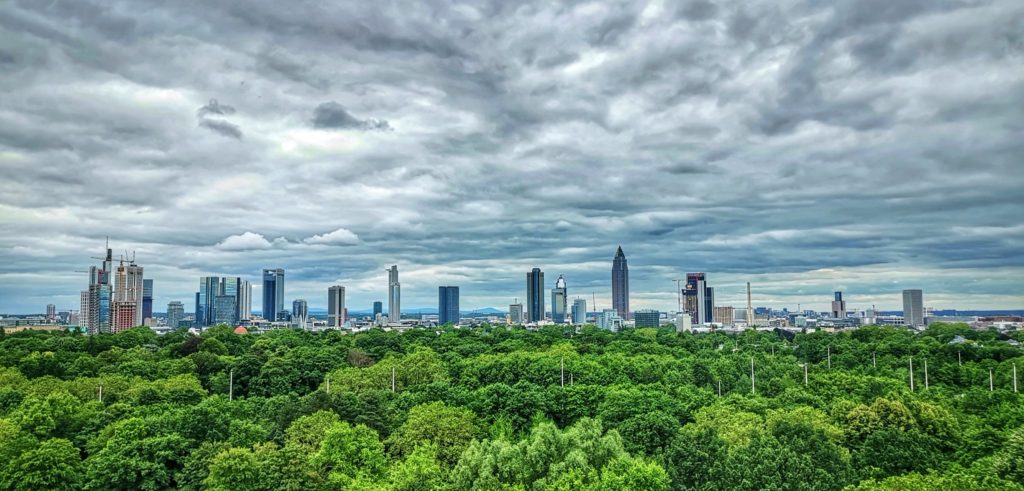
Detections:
[1, 2, 1022, 314]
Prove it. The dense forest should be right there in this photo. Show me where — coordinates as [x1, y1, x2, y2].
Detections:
[0, 323, 1022, 490]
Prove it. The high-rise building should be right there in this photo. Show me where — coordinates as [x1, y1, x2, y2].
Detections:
[292, 299, 308, 328]
[329, 286, 346, 328]
[598, 309, 623, 332]
[373, 301, 382, 319]
[112, 256, 144, 331]
[197, 276, 221, 326]
[551, 275, 567, 324]
[634, 309, 660, 328]
[831, 291, 847, 319]
[262, 268, 285, 321]
[438, 286, 460, 325]
[142, 279, 154, 323]
[387, 265, 401, 322]
[572, 298, 587, 325]
[79, 291, 89, 328]
[509, 303, 524, 324]
[612, 246, 629, 319]
[713, 306, 734, 326]
[683, 273, 714, 324]
[166, 301, 185, 329]
[902, 289, 924, 327]
[526, 268, 545, 322]
[238, 280, 252, 321]
[197, 277, 250, 326]
[214, 294, 238, 325]
[46, 304, 56, 321]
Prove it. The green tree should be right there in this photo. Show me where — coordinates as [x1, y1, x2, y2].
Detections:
[387, 401, 478, 466]
[0, 438, 83, 491]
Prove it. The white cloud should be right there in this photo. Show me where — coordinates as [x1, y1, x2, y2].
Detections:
[216, 232, 273, 250]
[304, 228, 360, 245]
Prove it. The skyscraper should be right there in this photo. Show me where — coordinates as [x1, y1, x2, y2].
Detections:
[572, 298, 587, 325]
[238, 280, 252, 321]
[438, 286, 460, 325]
[112, 256, 144, 331]
[831, 291, 847, 319]
[329, 286, 346, 328]
[142, 279, 154, 323]
[262, 268, 285, 321]
[634, 309, 660, 328]
[387, 265, 401, 322]
[292, 299, 308, 328]
[197, 276, 221, 326]
[551, 275, 567, 324]
[198, 277, 249, 326]
[166, 301, 185, 329]
[903, 289, 924, 327]
[526, 268, 545, 322]
[83, 244, 113, 335]
[214, 294, 238, 325]
[612, 246, 629, 319]
[509, 302, 524, 324]
[46, 304, 56, 321]
[373, 301, 383, 319]
[684, 273, 713, 325]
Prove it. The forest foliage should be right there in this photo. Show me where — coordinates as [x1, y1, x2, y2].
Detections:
[0, 322, 1021, 490]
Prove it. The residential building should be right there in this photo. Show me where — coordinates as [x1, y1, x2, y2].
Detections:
[551, 275, 567, 324]
[46, 304, 56, 321]
[262, 268, 285, 322]
[509, 303, 524, 324]
[903, 289, 924, 327]
[612, 246, 629, 319]
[438, 286, 460, 325]
[527, 268, 545, 322]
[634, 309, 660, 328]
[387, 265, 401, 322]
[571, 298, 587, 325]
[328, 286, 346, 328]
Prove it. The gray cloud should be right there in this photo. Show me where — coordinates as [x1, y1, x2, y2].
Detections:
[0, 0, 1022, 314]
[311, 102, 391, 131]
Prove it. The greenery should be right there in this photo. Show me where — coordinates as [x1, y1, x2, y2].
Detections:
[0, 322, 1021, 490]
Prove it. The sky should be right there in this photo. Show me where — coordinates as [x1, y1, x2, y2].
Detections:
[1, 0, 1023, 315]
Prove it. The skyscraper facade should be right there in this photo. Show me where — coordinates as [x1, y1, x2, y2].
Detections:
[684, 273, 714, 325]
[197, 276, 221, 326]
[46, 304, 56, 321]
[112, 257, 144, 331]
[238, 280, 252, 321]
[197, 276, 250, 326]
[166, 301, 185, 329]
[292, 299, 308, 328]
[831, 291, 847, 319]
[571, 298, 587, 325]
[438, 286, 460, 325]
[551, 275, 567, 324]
[903, 289, 924, 327]
[526, 268, 545, 322]
[329, 286, 346, 328]
[387, 265, 401, 322]
[509, 303, 524, 324]
[142, 279, 154, 322]
[634, 309, 660, 328]
[262, 268, 285, 321]
[214, 294, 238, 325]
[373, 301, 382, 319]
[611, 246, 629, 319]
[82, 244, 114, 335]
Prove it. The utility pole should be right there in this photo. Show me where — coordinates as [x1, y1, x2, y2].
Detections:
[958, 351, 962, 366]
[872, 351, 876, 368]
[326, 375, 331, 395]
[98, 384, 103, 403]
[1014, 364, 1018, 393]
[391, 367, 396, 393]
[751, 357, 756, 394]
[717, 380, 722, 396]
[827, 345, 831, 369]
[804, 363, 808, 386]
[909, 357, 915, 392]
[990, 368, 994, 392]
[570, 372, 574, 386]
[674, 280, 683, 312]
[229, 368, 234, 401]
[560, 357, 565, 388]
[924, 359, 929, 390]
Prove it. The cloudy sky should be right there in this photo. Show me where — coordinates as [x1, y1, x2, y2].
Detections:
[1, 0, 1023, 315]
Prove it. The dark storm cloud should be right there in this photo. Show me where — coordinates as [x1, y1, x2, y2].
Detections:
[0, 0, 1022, 313]
[311, 102, 391, 131]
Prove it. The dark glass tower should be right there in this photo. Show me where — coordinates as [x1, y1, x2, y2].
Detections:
[527, 268, 545, 322]
[438, 286, 460, 326]
[262, 268, 284, 321]
[373, 301, 383, 319]
[612, 246, 629, 319]
[142, 279, 153, 322]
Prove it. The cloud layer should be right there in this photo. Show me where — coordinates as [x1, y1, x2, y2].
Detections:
[1, 0, 1022, 313]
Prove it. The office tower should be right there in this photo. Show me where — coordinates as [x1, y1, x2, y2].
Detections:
[167, 301, 185, 329]
[46, 304, 56, 321]
[683, 273, 713, 324]
[612, 246, 629, 319]
[572, 298, 587, 325]
[197, 276, 221, 326]
[526, 268, 545, 322]
[551, 275, 567, 324]
[438, 286, 460, 325]
[214, 294, 238, 325]
[387, 265, 401, 322]
[902, 289, 924, 327]
[142, 279, 153, 323]
[713, 306, 734, 326]
[262, 268, 285, 321]
[634, 309, 660, 328]
[373, 301, 383, 319]
[82, 244, 114, 335]
[598, 309, 623, 332]
[238, 280, 252, 321]
[292, 299, 308, 328]
[112, 257, 144, 332]
[79, 291, 89, 328]
[328, 286, 346, 328]
[831, 291, 847, 319]
[509, 303, 524, 324]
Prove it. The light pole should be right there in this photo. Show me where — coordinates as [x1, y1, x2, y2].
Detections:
[229, 368, 234, 401]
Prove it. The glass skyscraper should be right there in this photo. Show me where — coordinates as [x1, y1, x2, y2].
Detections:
[438, 286, 460, 326]
[526, 268, 545, 322]
[142, 279, 153, 322]
[263, 268, 284, 321]
[329, 286, 346, 328]
[387, 265, 401, 322]
[373, 301, 383, 319]
[903, 289, 924, 327]
[551, 275, 567, 324]
[571, 298, 587, 325]
[612, 246, 629, 319]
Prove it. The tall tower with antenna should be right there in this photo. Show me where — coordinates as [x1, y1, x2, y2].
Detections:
[746, 282, 754, 329]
